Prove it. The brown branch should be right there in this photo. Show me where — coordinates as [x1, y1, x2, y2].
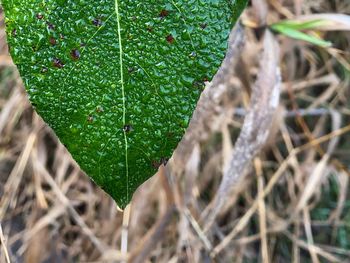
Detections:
[205, 30, 281, 230]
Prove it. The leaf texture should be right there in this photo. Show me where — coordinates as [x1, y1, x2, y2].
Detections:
[3, 0, 247, 208]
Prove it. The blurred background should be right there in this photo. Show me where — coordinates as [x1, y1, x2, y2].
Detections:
[1, 0, 350, 262]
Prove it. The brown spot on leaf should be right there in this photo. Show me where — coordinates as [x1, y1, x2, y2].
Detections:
[166, 132, 174, 138]
[87, 115, 94, 123]
[47, 22, 55, 30]
[159, 9, 169, 19]
[151, 157, 169, 169]
[52, 58, 64, 68]
[166, 34, 174, 44]
[200, 23, 207, 29]
[128, 67, 137, 74]
[70, 49, 81, 60]
[96, 106, 104, 113]
[49, 37, 56, 46]
[160, 157, 169, 165]
[123, 124, 133, 133]
[92, 18, 102, 27]
[36, 13, 44, 20]
[151, 160, 161, 169]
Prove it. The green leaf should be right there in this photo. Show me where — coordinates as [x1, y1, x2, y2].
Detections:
[271, 23, 332, 48]
[2, 0, 247, 208]
[270, 15, 350, 32]
[270, 19, 329, 31]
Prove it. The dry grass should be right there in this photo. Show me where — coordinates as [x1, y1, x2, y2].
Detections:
[1, 1, 350, 262]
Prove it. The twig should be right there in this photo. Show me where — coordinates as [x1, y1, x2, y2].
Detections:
[0, 223, 11, 263]
[33, 157, 106, 253]
[204, 29, 281, 230]
[233, 107, 340, 118]
[283, 231, 341, 262]
[211, 123, 350, 256]
[303, 208, 320, 263]
[121, 204, 131, 263]
[255, 158, 269, 263]
[183, 208, 212, 251]
[0, 133, 36, 220]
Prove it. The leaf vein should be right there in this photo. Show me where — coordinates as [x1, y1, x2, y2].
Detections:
[115, 0, 129, 202]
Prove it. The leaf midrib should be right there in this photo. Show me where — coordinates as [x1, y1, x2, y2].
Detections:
[115, 0, 129, 201]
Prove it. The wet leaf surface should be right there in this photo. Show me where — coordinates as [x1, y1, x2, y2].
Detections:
[2, 0, 247, 208]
